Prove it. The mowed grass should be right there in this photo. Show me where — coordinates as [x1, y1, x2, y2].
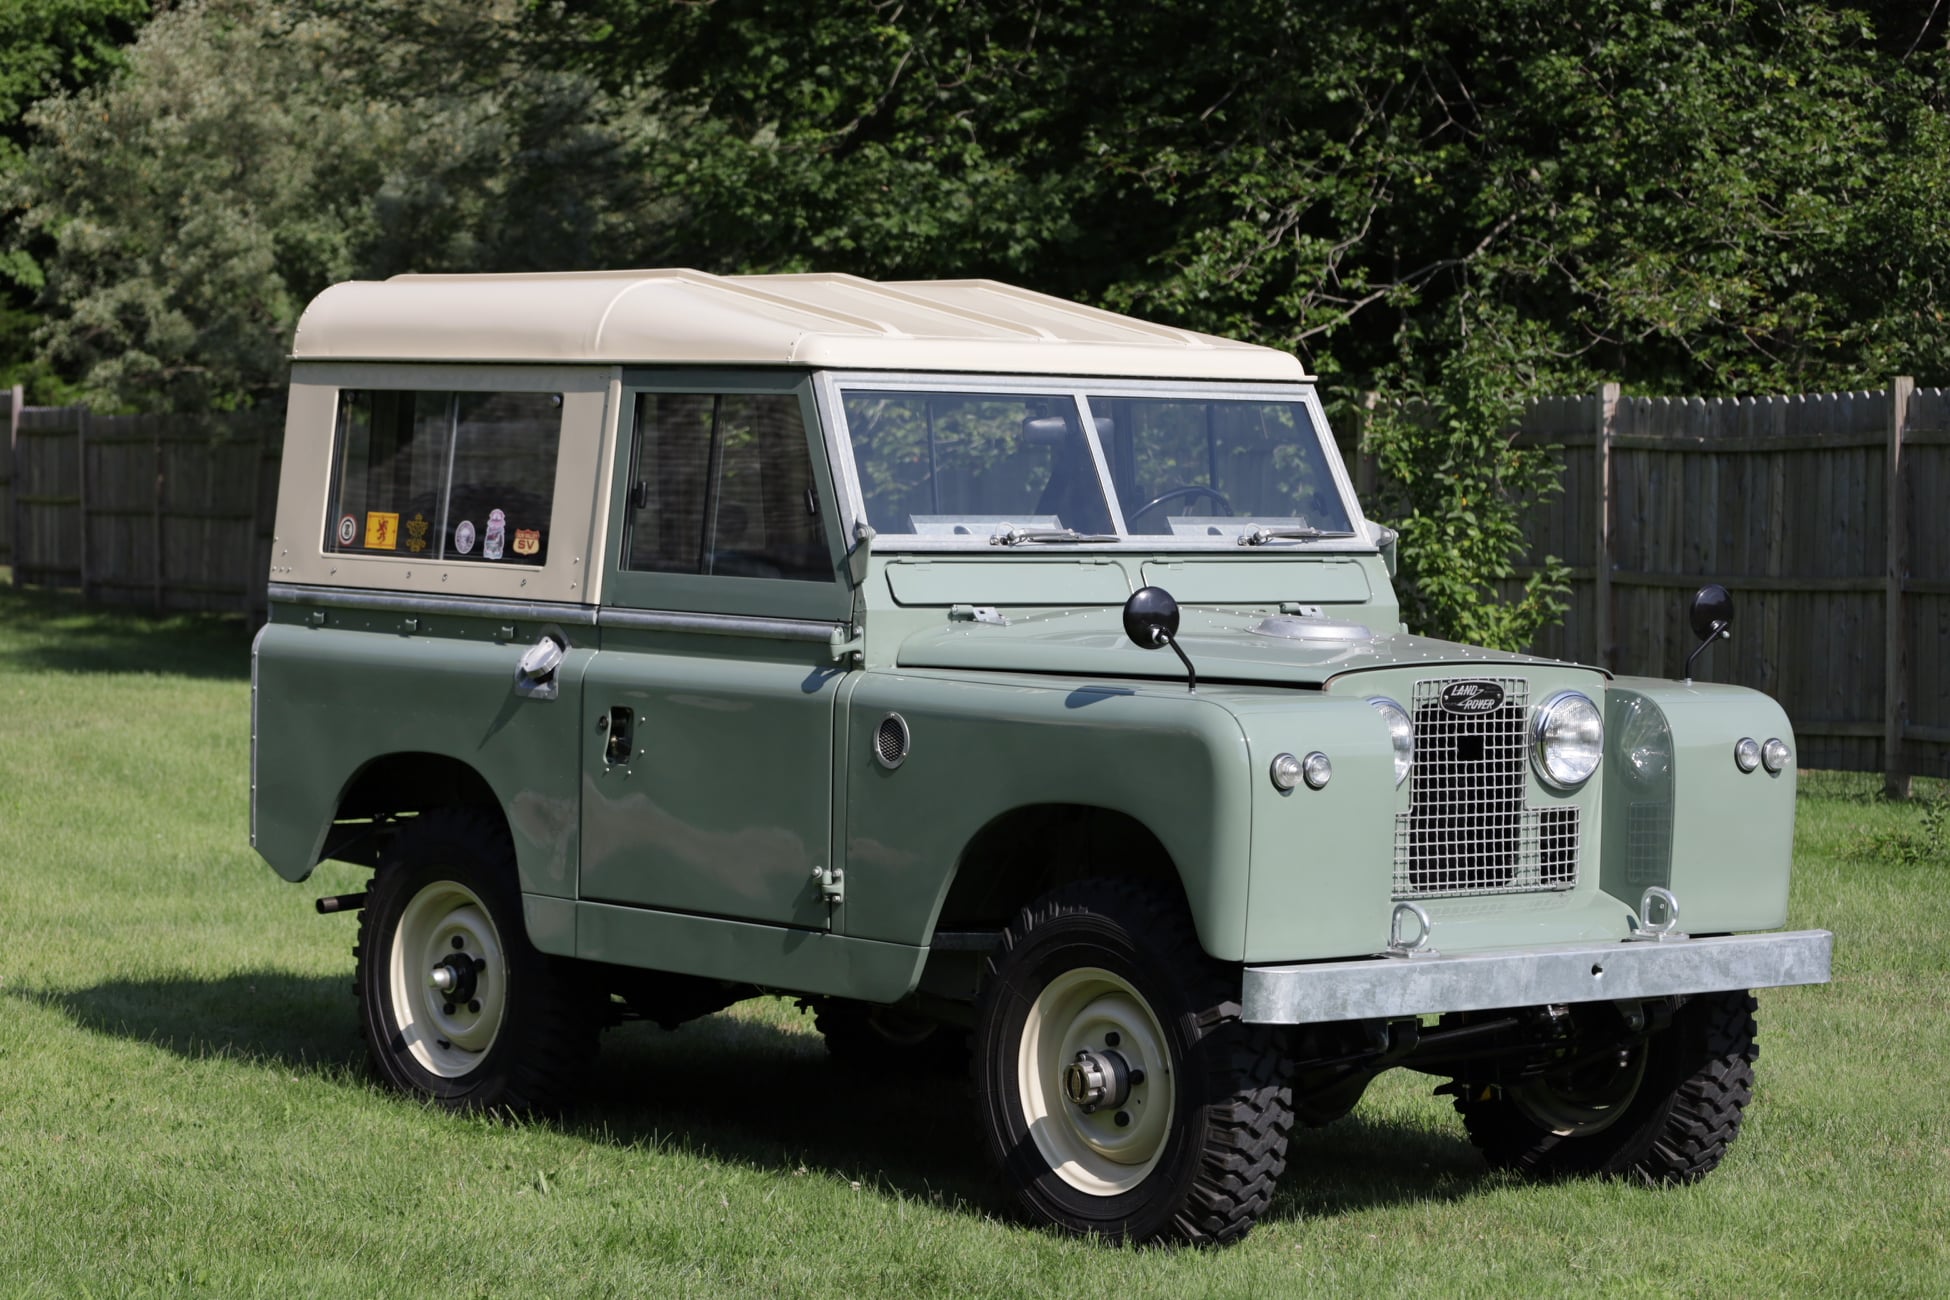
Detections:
[1, 580, 1946, 1299]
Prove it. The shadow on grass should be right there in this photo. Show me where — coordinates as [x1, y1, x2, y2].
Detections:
[25, 970, 1492, 1228]
[0, 583, 254, 680]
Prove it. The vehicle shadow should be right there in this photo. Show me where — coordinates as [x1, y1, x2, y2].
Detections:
[25, 971, 1495, 1226]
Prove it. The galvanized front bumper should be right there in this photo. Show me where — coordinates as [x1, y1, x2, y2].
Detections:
[1240, 929, 1833, 1025]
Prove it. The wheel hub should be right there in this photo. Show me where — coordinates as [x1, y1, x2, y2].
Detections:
[429, 952, 482, 1003]
[1064, 1048, 1132, 1113]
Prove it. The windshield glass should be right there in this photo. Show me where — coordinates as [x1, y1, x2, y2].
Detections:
[842, 390, 1115, 537]
[1087, 395, 1352, 538]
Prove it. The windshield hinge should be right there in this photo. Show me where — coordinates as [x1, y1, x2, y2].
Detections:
[949, 604, 1009, 626]
[812, 865, 845, 907]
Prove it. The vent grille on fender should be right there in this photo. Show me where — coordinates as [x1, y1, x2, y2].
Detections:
[1392, 677, 1580, 898]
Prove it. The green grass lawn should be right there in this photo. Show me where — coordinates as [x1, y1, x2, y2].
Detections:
[1, 581, 1945, 1298]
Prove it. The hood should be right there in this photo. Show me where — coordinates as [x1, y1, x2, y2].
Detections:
[895, 606, 1585, 688]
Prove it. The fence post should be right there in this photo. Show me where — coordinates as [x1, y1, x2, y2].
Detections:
[1884, 377, 1912, 799]
[7, 385, 20, 587]
[152, 423, 165, 614]
[75, 406, 91, 601]
[1594, 382, 1620, 670]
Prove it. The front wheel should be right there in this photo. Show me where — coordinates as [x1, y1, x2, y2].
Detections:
[356, 810, 598, 1112]
[1452, 990, 1759, 1183]
[972, 879, 1292, 1244]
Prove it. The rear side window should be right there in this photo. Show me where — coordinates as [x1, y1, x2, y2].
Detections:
[623, 392, 829, 581]
[325, 390, 563, 565]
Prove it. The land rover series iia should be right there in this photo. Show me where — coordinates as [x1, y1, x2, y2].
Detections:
[252, 270, 1831, 1244]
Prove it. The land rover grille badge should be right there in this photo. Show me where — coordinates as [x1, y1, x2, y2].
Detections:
[1439, 680, 1506, 714]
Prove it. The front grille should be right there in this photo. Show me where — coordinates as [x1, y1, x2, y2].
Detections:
[1392, 677, 1581, 898]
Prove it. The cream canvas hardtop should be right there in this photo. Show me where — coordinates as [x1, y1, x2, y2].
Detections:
[291, 269, 1309, 381]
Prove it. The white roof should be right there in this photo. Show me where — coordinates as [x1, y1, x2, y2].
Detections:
[290, 269, 1309, 381]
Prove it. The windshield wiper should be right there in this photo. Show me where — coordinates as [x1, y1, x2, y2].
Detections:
[1237, 525, 1359, 546]
[989, 527, 1119, 546]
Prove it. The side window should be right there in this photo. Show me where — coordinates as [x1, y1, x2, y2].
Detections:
[326, 389, 563, 565]
[624, 392, 828, 581]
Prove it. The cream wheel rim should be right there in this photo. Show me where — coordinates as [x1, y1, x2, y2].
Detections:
[388, 881, 508, 1078]
[1018, 966, 1174, 1195]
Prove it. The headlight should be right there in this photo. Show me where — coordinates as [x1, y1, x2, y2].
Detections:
[1532, 691, 1604, 789]
[1367, 696, 1414, 788]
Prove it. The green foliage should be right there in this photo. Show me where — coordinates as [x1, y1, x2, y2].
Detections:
[0, 0, 149, 394]
[6, 0, 665, 412]
[1853, 795, 1949, 866]
[1367, 327, 1572, 647]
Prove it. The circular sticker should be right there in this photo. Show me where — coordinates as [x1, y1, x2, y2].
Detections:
[453, 519, 476, 556]
[336, 514, 357, 546]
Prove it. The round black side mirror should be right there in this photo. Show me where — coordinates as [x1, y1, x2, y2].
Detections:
[1123, 586, 1181, 649]
[1688, 584, 1734, 638]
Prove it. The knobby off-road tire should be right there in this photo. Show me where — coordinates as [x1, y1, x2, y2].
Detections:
[1453, 990, 1759, 1183]
[814, 999, 971, 1077]
[356, 809, 600, 1113]
[973, 879, 1293, 1245]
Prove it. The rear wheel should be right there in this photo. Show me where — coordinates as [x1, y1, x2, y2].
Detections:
[972, 879, 1292, 1244]
[356, 810, 598, 1112]
[1452, 991, 1759, 1182]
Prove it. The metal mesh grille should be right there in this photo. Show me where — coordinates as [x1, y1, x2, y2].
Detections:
[874, 715, 909, 767]
[1627, 800, 1673, 887]
[1392, 677, 1581, 898]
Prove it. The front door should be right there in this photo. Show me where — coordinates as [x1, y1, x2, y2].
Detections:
[578, 377, 854, 930]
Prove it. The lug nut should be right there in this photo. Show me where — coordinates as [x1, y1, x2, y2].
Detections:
[469, 1000, 481, 1014]
[451, 936, 464, 950]
[443, 1002, 456, 1015]
[1114, 1111, 1131, 1127]
[1129, 1068, 1146, 1086]
[1104, 1031, 1121, 1047]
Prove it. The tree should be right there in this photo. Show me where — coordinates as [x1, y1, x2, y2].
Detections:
[7, 0, 667, 411]
[0, 0, 151, 398]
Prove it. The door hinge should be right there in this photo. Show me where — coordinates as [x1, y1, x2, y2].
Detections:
[811, 865, 845, 906]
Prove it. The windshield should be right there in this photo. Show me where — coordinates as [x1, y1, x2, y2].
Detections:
[836, 383, 1354, 544]
[841, 390, 1116, 538]
[1088, 394, 1352, 538]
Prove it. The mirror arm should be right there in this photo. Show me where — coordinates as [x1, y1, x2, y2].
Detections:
[1683, 619, 1729, 684]
[1162, 632, 1197, 694]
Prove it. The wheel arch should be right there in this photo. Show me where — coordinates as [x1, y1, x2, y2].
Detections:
[932, 803, 1194, 939]
[320, 751, 510, 872]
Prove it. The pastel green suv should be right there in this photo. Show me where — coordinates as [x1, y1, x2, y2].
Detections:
[253, 269, 1830, 1244]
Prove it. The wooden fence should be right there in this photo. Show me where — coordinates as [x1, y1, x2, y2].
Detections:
[5, 391, 281, 618]
[1342, 379, 1948, 791]
[5, 382, 1945, 788]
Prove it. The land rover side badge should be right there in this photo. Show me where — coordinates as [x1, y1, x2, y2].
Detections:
[1440, 680, 1505, 714]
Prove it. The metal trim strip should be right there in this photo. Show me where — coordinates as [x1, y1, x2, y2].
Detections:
[266, 582, 598, 626]
[597, 607, 844, 643]
[249, 620, 268, 849]
[1240, 929, 1833, 1025]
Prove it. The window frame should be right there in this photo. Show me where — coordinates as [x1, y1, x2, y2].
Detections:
[813, 371, 1367, 553]
[605, 369, 852, 621]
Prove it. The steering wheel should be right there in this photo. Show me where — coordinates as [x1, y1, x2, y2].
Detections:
[1128, 484, 1234, 529]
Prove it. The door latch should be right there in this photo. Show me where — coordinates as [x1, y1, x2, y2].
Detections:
[603, 707, 634, 767]
[811, 865, 844, 906]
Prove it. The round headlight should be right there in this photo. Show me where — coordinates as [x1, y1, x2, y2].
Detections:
[1367, 696, 1414, 788]
[1733, 737, 1761, 773]
[1761, 737, 1791, 775]
[1532, 691, 1604, 789]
